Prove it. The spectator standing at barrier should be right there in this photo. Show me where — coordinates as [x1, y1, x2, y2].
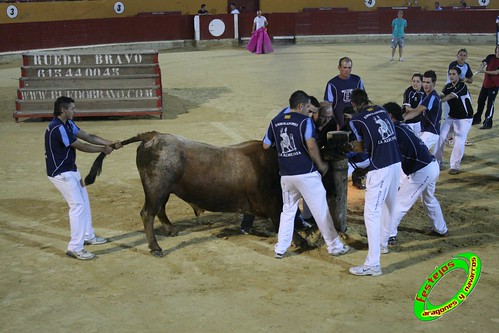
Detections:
[391, 10, 407, 62]
[403, 70, 442, 151]
[402, 73, 425, 136]
[323, 57, 369, 190]
[443, 49, 474, 146]
[246, 10, 273, 54]
[229, 3, 239, 14]
[45, 96, 122, 260]
[407, 0, 418, 6]
[198, 4, 210, 15]
[348, 89, 401, 277]
[473, 44, 499, 130]
[434, 67, 474, 175]
[434, 2, 443, 11]
[382, 102, 448, 248]
[263, 90, 350, 259]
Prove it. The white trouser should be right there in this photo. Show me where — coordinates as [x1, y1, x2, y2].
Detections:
[434, 117, 473, 170]
[48, 170, 96, 252]
[442, 102, 454, 139]
[275, 171, 340, 255]
[386, 160, 447, 239]
[419, 131, 439, 152]
[363, 163, 401, 267]
[405, 122, 421, 137]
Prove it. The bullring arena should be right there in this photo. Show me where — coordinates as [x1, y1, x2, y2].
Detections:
[1, 4, 499, 333]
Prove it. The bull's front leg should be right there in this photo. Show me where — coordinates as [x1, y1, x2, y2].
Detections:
[140, 207, 163, 257]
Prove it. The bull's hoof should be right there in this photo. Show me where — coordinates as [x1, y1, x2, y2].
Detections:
[293, 233, 310, 249]
[150, 249, 164, 257]
[163, 226, 179, 237]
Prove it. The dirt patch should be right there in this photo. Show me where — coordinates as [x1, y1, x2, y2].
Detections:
[1, 43, 498, 332]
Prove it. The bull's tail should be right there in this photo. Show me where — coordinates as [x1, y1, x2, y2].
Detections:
[84, 131, 159, 185]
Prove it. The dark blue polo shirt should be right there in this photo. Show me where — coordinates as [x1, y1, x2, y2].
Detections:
[324, 74, 364, 128]
[350, 105, 401, 171]
[264, 111, 318, 176]
[393, 121, 434, 175]
[45, 117, 79, 177]
[441, 81, 474, 119]
[420, 90, 442, 135]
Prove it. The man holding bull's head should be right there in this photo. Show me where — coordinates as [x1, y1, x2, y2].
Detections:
[262, 90, 350, 259]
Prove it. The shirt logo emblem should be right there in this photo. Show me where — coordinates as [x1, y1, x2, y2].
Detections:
[279, 127, 297, 153]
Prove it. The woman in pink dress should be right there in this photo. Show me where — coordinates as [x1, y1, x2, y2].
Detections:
[246, 11, 273, 54]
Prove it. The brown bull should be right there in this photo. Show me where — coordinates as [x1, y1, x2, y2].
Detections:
[86, 131, 284, 257]
[85, 131, 354, 257]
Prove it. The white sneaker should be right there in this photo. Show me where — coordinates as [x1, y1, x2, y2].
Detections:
[274, 252, 285, 259]
[390, 57, 394, 62]
[399, 57, 404, 62]
[330, 244, 350, 256]
[84, 236, 108, 245]
[329, 237, 350, 256]
[380, 245, 389, 254]
[66, 249, 96, 260]
[349, 264, 382, 276]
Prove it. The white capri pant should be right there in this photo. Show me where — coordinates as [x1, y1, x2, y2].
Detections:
[48, 170, 97, 252]
[275, 171, 340, 255]
[385, 160, 448, 240]
[434, 117, 473, 170]
[363, 163, 401, 267]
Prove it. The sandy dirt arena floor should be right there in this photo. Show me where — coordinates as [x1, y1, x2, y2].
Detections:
[0, 42, 498, 333]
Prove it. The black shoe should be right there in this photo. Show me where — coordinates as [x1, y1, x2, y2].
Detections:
[304, 217, 316, 226]
[352, 168, 367, 190]
[299, 220, 313, 230]
[240, 228, 250, 235]
[388, 236, 397, 246]
[480, 119, 493, 129]
[352, 181, 366, 190]
[472, 118, 481, 125]
[295, 214, 313, 230]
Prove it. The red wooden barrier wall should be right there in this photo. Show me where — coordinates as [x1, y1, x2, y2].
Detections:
[0, 10, 498, 53]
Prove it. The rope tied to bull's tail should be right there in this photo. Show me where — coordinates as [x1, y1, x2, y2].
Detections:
[84, 131, 158, 185]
